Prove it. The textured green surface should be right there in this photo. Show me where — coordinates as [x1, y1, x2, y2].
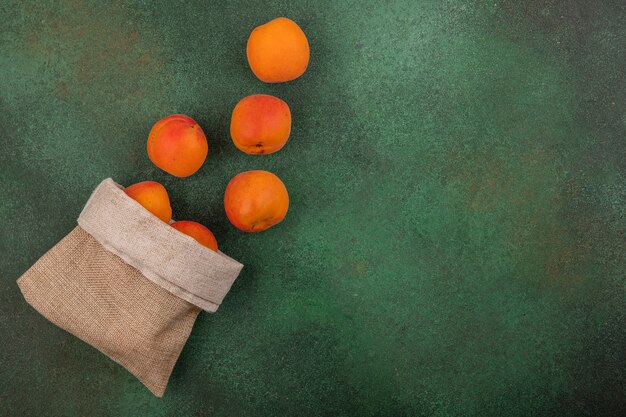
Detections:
[1, 0, 624, 415]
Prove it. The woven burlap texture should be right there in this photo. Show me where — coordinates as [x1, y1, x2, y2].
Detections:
[78, 178, 244, 312]
[18, 227, 199, 397]
[17, 178, 244, 397]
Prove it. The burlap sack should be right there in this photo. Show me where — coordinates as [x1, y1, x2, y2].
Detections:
[17, 178, 243, 397]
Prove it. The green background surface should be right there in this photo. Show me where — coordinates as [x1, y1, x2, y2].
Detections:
[1, 0, 624, 416]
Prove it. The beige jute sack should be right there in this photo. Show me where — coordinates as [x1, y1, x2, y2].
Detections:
[17, 178, 244, 397]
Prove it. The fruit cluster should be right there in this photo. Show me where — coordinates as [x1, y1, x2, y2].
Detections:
[124, 17, 309, 251]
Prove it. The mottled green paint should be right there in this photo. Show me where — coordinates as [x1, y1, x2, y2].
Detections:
[0, 0, 624, 416]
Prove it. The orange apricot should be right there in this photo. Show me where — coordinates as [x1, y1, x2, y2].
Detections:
[246, 17, 310, 83]
[230, 94, 291, 155]
[147, 114, 208, 177]
[124, 181, 172, 223]
[171, 221, 218, 252]
[224, 170, 289, 232]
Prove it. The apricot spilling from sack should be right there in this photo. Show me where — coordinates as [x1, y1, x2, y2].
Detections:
[147, 114, 208, 177]
[124, 181, 172, 223]
[224, 170, 289, 232]
[230, 94, 291, 155]
[247, 17, 310, 83]
[171, 221, 218, 252]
